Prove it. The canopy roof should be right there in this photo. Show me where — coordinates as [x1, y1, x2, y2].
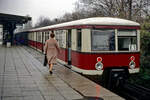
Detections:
[0, 13, 31, 25]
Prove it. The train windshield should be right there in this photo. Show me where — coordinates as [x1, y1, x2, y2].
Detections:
[118, 29, 137, 51]
[91, 29, 115, 51]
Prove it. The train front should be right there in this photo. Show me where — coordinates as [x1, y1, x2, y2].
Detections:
[88, 19, 141, 88]
[92, 28, 140, 74]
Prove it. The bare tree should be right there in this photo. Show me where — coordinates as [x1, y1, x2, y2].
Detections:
[75, 0, 150, 22]
[34, 16, 53, 28]
[33, 0, 150, 27]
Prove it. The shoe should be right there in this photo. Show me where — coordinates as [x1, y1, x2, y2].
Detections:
[49, 71, 53, 74]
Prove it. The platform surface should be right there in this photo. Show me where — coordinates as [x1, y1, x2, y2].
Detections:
[0, 46, 124, 100]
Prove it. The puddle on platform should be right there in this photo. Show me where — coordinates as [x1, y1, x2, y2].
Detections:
[75, 96, 103, 100]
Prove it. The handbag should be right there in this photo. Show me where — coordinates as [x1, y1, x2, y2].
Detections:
[43, 54, 47, 66]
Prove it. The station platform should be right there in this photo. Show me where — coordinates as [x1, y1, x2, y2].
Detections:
[0, 46, 124, 100]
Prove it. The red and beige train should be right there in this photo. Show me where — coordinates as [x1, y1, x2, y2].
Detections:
[15, 17, 140, 86]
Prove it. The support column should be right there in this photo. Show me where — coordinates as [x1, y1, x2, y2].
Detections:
[3, 23, 16, 46]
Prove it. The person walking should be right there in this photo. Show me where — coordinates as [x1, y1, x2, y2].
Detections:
[44, 31, 60, 74]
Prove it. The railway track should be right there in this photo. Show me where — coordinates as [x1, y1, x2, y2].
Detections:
[117, 81, 150, 100]
[84, 75, 150, 100]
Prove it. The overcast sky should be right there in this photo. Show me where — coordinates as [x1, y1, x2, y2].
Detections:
[0, 0, 78, 25]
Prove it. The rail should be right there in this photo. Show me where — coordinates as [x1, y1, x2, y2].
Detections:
[119, 81, 150, 100]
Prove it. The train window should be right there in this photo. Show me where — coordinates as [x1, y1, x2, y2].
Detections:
[55, 30, 64, 47]
[55, 31, 59, 41]
[45, 32, 49, 41]
[29, 33, 31, 40]
[33, 32, 34, 40]
[118, 29, 136, 36]
[91, 29, 115, 51]
[118, 30, 137, 51]
[38, 32, 41, 42]
[77, 29, 82, 51]
[55, 30, 66, 48]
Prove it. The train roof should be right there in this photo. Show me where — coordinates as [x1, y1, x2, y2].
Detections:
[30, 17, 140, 32]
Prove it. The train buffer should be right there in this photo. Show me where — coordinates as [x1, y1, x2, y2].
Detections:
[0, 45, 124, 100]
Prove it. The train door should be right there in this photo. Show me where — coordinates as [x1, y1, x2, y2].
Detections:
[67, 29, 72, 65]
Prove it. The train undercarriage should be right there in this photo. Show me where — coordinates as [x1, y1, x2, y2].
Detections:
[102, 67, 129, 90]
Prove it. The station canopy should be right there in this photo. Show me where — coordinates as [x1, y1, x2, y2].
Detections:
[0, 13, 31, 45]
[0, 13, 31, 25]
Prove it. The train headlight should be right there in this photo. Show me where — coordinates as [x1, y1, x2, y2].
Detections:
[129, 61, 136, 69]
[95, 62, 103, 70]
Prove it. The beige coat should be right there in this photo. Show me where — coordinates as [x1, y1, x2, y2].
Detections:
[44, 38, 60, 64]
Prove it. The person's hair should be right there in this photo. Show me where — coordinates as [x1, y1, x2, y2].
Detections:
[50, 31, 55, 38]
